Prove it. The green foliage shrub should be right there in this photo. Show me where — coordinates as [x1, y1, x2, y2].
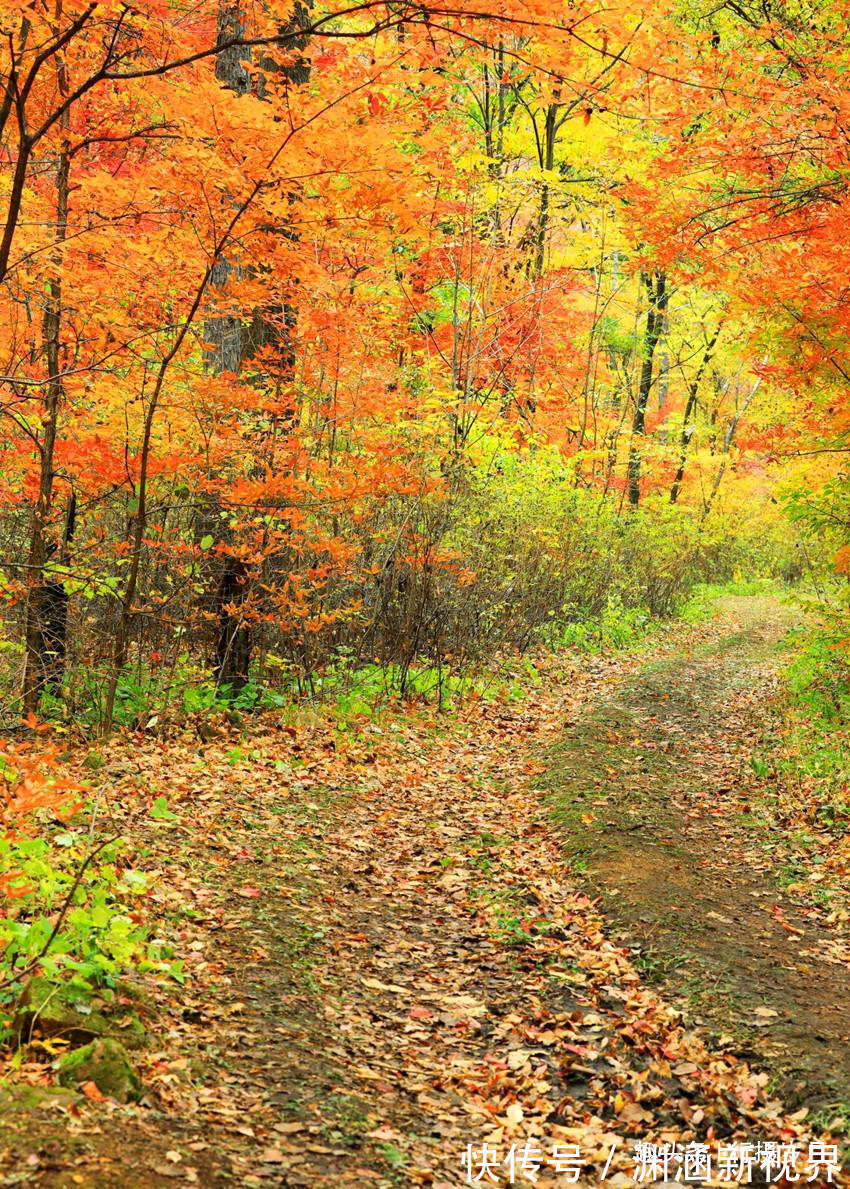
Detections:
[774, 627, 850, 829]
[0, 825, 181, 1045]
[406, 441, 781, 668]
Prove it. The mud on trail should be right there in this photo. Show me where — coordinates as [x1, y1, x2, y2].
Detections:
[543, 595, 850, 1115]
[1, 595, 847, 1186]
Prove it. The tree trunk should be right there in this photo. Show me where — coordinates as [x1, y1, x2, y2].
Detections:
[215, 557, 252, 690]
[32, 492, 76, 698]
[627, 272, 667, 507]
[702, 374, 762, 517]
[22, 135, 70, 714]
[670, 324, 721, 504]
[533, 103, 558, 280]
[205, 0, 312, 687]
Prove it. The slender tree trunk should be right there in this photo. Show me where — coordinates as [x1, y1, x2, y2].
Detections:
[103, 378, 159, 730]
[22, 79, 70, 714]
[627, 272, 667, 507]
[481, 40, 507, 241]
[702, 374, 762, 518]
[102, 5, 312, 729]
[670, 324, 721, 504]
[36, 492, 76, 697]
[533, 103, 557, 280]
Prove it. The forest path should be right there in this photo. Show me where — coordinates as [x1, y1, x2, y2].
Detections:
[543, 594, 850, 1116]
[2, 595, 846, 1187]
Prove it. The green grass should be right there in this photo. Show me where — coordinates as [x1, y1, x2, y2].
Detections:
[678, 577, 783, 623]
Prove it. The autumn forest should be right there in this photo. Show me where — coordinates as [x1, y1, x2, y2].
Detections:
[0, 0, 849, 1183]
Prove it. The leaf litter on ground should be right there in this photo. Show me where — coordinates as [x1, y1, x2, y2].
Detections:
[0, 604, 845, 1186]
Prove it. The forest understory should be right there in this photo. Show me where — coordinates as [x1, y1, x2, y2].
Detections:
[2, 594, 849, 1187]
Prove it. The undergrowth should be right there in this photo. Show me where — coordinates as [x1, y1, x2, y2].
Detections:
[32, 578, 792, 733]
[773, 626, 850, 831]
[0, 813, 183, 1049]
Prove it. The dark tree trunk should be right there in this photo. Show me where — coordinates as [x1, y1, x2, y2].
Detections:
[25, 492, 76, 703]
[533, 102, 558, 280]
[202, 0, 312, 684]
[481, 40, 507, 240]
[627, 272, 668, 507]
[215, 557, 252, 690]
[23, 140, 70, 714]
[40, 580, 68, 693]
[670, 324, 721, 504]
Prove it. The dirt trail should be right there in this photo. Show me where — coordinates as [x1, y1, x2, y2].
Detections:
[543, 594, 850, 1114]
[1, 596, 847, 1187]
